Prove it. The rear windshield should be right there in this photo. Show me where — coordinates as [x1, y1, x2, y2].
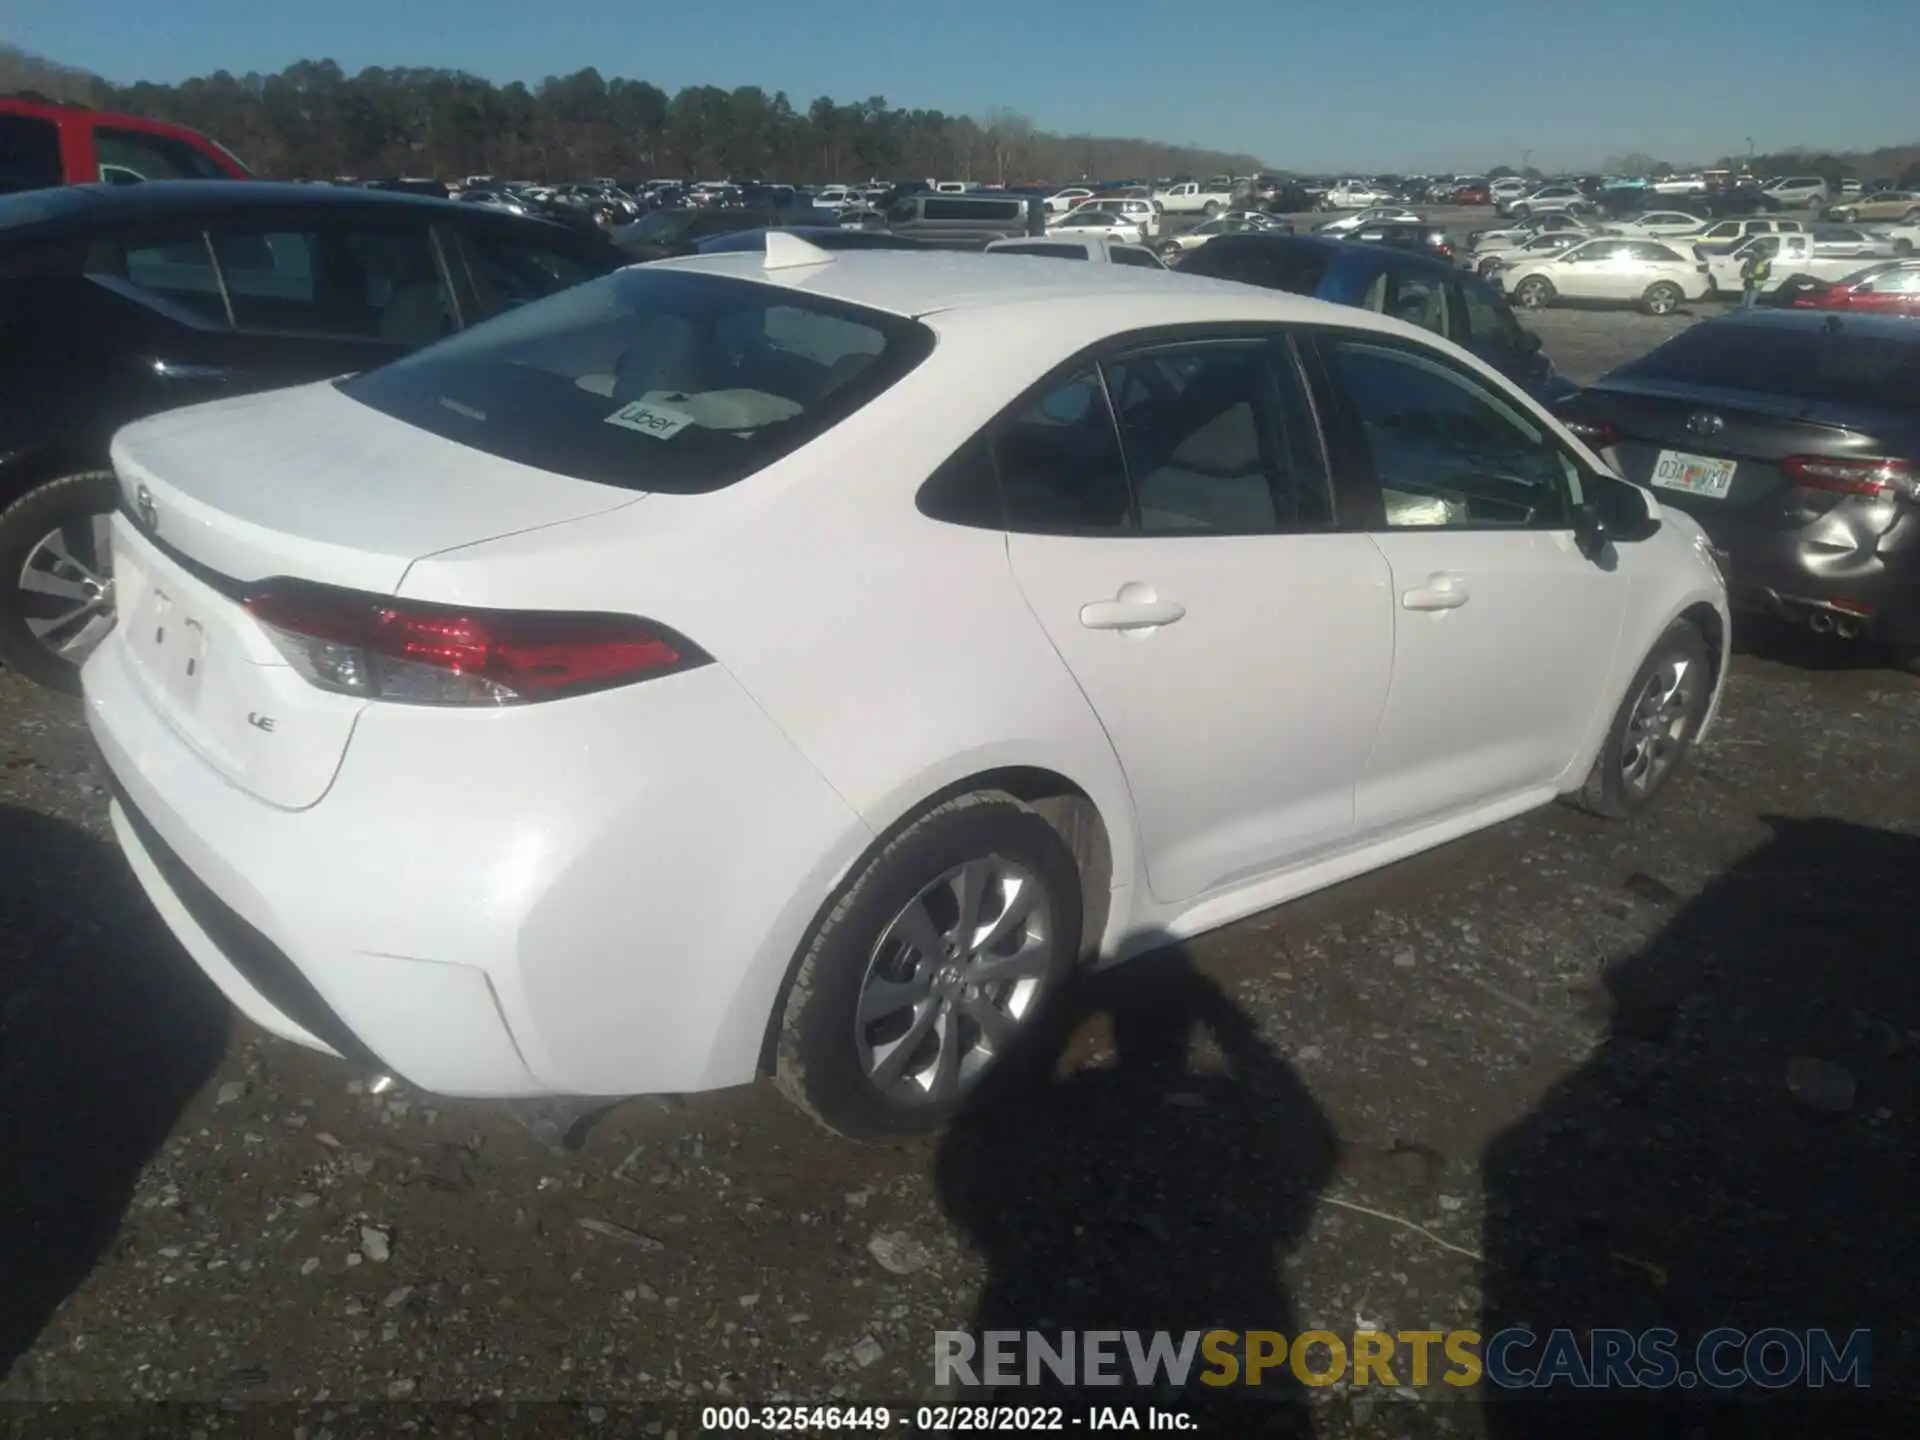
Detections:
[1618, 320, 1920, 410]
[1179, 239, 1332, 295]
[339, 267, 934, 493]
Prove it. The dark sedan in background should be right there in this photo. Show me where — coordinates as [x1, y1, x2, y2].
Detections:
[1177, 233, 1574, 401]
[1553, 312, 1920, 673]
[0, 181, 623, 690]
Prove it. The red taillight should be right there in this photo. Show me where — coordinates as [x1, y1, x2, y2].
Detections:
[244, 580, 706, 705]
[1560, 417, 1618, 448]
[1780, 455, 1918, 500]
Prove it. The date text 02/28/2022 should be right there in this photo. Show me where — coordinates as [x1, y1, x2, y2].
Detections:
[699, 1404, 1192, 1431]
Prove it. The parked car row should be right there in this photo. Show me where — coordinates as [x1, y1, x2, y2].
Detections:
[8, 123, 1916, 1151]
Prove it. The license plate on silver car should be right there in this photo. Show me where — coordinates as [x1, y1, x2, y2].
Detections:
[1651, 450, 1737, 499]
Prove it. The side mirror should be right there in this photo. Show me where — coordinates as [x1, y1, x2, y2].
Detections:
[1576, 475, 1660, 558]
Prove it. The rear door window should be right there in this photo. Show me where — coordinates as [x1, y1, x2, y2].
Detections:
[83, 231, 230, 326]
[0, 114, 64, 193]
[991, 370, 1134, 533]
[1455, 275, 1523, 350]
[340, 268, 934, 493]
[456, 223, 609, 316]
[1382, 267, 1449, 336]
[1105, 341, 1333, 534]
[210, 223, 453, 344]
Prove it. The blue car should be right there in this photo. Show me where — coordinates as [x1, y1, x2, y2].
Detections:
[1177, 233, 1578, 403]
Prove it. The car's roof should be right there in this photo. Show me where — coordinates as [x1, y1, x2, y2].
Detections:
[0, 179, 464, 226]
[0, 95, 213, 139]
[648, 247, 1374, 325]
[1199, 230, 1461, 276]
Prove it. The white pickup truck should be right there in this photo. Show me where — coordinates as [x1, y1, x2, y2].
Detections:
[1152, 180, 1238, 217]
[1706, 231, 1904, 295]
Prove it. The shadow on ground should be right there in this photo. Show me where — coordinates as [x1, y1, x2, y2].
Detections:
[1482, 816, 1920, 1435]
[934, 942, 1338, 1434]
[0, 804, 229, 1385]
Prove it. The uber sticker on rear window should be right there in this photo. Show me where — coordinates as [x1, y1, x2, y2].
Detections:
[604, 399, 694, 439]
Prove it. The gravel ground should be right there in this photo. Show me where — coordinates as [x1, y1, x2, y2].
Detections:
[3, 302, 1915, 1438]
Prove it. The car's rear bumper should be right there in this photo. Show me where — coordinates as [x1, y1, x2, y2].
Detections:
[1710, 519, 1920, 644]
[83, 625, 871, 1099]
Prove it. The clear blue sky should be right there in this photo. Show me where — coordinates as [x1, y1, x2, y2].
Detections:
[8, 0, 1906, 171]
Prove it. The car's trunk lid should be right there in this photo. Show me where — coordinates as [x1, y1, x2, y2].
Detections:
[105, 381, 646, 810]
[1579, 376, 1910, 534]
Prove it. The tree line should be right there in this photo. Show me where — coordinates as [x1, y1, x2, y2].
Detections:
[2, 45, 1268, 186]
[1605, 148, 1920, 188]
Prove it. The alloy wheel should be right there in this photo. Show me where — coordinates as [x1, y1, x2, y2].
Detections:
[18, 515, 116, 666]
[1621, 657, 1696, 795]
[854, 855, 1055, 1106]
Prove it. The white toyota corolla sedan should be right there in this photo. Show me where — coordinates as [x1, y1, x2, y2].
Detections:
[84, 237, 1729, 1138]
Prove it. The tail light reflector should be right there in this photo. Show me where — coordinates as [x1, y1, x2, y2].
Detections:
[245, 579, 708, 705]
[1560, 417, 1619, 449]
[1781, 455, 1917, 500]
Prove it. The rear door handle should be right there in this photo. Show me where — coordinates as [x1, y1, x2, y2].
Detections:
[1080, 587, 1186, 631]
[1402, 572, 1470, 611]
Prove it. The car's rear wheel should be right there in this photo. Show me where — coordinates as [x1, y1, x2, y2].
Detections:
[1202, 201, 1221, 218]
[1513, 276, 1555, 309]
[774, 791, 1082, 1139]
[1642, 281, 1685, 315]
[1570, 621, 1714, 818]
[1512, 204, 1532, 219]
[0, 472, 121, 695]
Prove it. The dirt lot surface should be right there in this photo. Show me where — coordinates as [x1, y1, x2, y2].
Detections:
[3, 299, 1915, 1437]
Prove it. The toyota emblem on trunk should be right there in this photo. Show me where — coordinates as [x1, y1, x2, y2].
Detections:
[1686, 411, 1726, 439]
[134, 483, 158, 534]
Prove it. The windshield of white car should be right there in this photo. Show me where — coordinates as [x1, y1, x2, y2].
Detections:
[340, 268, 935, 493]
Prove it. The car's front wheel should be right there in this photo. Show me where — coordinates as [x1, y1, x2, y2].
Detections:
[1513, 275, 1555, 309]
[1570, 621, 1714, 818]
[0, 472, 121, 694]
[774, 791, 1082, 1139]
[1642, 281, 1685, 315]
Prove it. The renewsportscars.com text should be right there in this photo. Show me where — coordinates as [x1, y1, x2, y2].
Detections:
[934, 1327, 1871, 1391]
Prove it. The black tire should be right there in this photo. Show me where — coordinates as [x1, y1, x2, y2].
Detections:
[774, 790, 1082, 1140]
[1897, 648, 1920, 678]
[1569, 621, 1714, 819]
[1642, 281, 1684, 315]
[0, 471, 121, 695]
[1894, 239, 1915, 257]
[1513, 275, 1555, 310]
[1202, 201, 1221, 218]
[1512, 203, 1532, 219]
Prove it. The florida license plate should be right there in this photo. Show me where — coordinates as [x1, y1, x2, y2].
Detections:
[1650, 450, 1737, 499]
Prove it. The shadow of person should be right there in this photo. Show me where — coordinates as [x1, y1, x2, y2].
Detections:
[0, 804, 229, 1384]
[934, 940, 1337, 1433]
[1481, 817, 1920, 1437]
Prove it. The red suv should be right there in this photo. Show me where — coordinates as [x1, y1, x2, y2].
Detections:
[0, 97, 248, 193]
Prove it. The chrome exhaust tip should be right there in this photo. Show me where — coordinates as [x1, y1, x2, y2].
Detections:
[1835, 617, 1863, 639]
[1808, 610, 1836, 634]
